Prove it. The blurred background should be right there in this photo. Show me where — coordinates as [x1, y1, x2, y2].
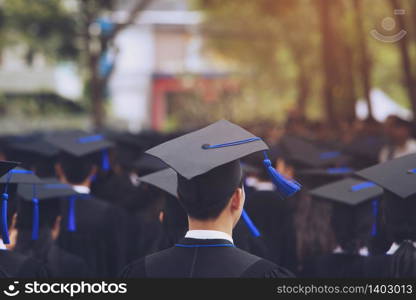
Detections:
[0, 0, 414, 134]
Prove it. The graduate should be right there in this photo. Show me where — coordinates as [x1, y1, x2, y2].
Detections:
[356, 153, 416, 277]
[15, 179, 89, 278]
[121, 120, 298, 278]
[0, 161, 48, 278]
[45, 132, 130, 277]
[301, 178, 383, 278]
[139, 168, 270, 260]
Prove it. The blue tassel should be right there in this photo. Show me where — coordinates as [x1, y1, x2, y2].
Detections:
[67, 196, 76, 232]
[1, 193, 9, 244]
[241, 209, 261, 237]
[31, 184, 39, 240]
[102, 149, 110, 171]
[263, 152, 301, 198]
[32, 198, 39, 240]
[371, 199, 379, 237]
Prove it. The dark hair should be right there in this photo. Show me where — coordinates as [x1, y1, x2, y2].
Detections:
[331, 201, 374, 253]
[384, 192, 416, 277]
[177, 161, 242, 220]
[58, 152, 100, 184]
[16, 198, 60, 230]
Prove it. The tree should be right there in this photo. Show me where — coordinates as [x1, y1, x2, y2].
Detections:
[79, 0, 153, 129]
[390, 0, 416, 119]
[1, 0, 154, 129]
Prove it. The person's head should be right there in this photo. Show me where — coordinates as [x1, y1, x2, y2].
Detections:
[15, 198, 61, 240]
[388, 118, 413, 145]
[331, 201, 374, 253]
[177, 160, 245, 229]
[55, 152, 98, 186]
[384, 191, 416, 243]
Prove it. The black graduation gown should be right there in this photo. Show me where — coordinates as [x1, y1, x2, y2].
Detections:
[121, 238, 294, 278]
[15, 231, 89, 278]
[361, 255, 393, 278]
[0, 250, 48, 278]
[233, 219, 271, 259]
[301, 253, 366, 278]
[58, 195, 128, 277]
[245, 191, 298, 272]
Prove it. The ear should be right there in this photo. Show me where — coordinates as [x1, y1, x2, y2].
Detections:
[159, 210, 164, 224]
[51, 216, 62, 241]
[55, 163, 64, 180]
[6, 213, 18, 250]
[230, 187, 244, 212]
[90, 165, 98, 178]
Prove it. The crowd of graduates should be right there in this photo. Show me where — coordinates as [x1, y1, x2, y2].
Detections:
[0, 113, 415, 278]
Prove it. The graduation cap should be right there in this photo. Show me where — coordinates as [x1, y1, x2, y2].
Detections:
[7, 135, 59, 158]
[356, 153, 416, 199]
[140, 168, 178, 198]
[45, 132, 113, 171]
[279, 135, 351, 168]
[133, 154, 169, 176]
[0, 165, 41, 244]
[310, 178, 383, 206]
[297, 167, 355, 177]
[17, 178, 78, 240]
[310, 178, 384, 245]
[146, 120, 301, 199]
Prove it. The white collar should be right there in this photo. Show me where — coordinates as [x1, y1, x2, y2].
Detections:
[185, 230, 234, 244]
[385, 242, 416, 255]
[0, 239, 7, 250]
[254, 182, 275, 191]
[72, 185, 90, 194]
[332, 246, 369, 256]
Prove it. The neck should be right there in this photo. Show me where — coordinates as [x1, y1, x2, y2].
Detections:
[188, 217, 233, 237]
[60, 176, 91, 188]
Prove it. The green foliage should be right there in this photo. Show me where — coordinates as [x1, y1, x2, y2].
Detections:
[1, 0, 79, 60]
[192, 0, 415, 123]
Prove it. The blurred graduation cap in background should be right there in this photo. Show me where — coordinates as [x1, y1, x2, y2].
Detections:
[278, 135, 351, 169]
[17, 178, 79, 240]
[0, 164, 42, 244]
[310, 178, 384, 252]
[296, 167, 355, 189]
[133, 154, 169, 176]
[356, 153, 416, 200]
[45, 131, 113, 172]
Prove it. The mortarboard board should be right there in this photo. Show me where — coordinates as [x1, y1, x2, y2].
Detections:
[297, 167, 355, 177]
[6, 134, 59, 158]
[133, 154, 169, 176]
[146, 120, 301, 199]
[356, 153, 416, 199]
[309, 178, 383, 206]
[17, 178, 77, 201]
[279, 135, 351, 168]
[0, 161, 20, 178]
[140, 168, 178, 198]
[0, 165, 41, 244]
[45, 132, 113, 157]
[45, 132, 113, 172]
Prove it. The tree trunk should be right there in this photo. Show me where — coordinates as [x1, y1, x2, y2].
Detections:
[296, 63, 309, 119]
[90, 53, 104, 129]
[390, 0, 416, 120]
[354, 0, 374, 120]
[318, 0, 336, 126]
